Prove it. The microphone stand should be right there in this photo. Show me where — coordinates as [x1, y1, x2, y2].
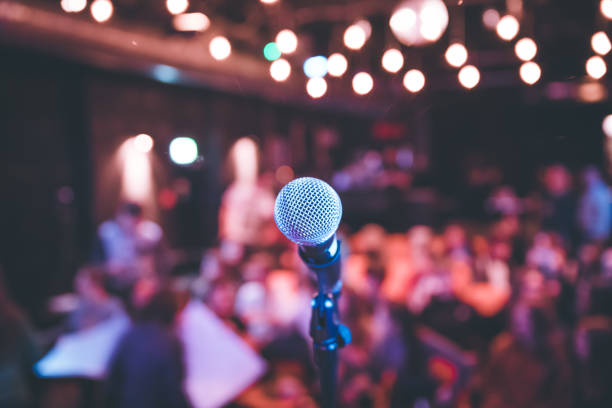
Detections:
[299, 239, 351, 408]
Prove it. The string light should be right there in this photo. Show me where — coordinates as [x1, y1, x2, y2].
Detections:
[173, 13, 210, 32]
[458, 65, 480, 89]
[260, 0, 279, 4]
[586, 56, 607, 79]
[303, 56, 328, 78]
[601, 0, 612, 19]
[61, 0, 87, 13]
[403, 69, 426, 93]
[306, 77, 327, 98]
[344, 24, 367, 50]
[515, 38, 537, 61]
[263, 42, 282, 61]
[496, 15, 519, 41]
[275, 29, 298, 54]
[603, 114, 612, 138]
[445, 43, 468, 67]
[592, 31, 612, 56]
[519, 61, 541, 85]
[166, 0, 188, 15]
[209, 36, 231, 60]
[91, 0, 113, 23]
[133, 134, 154, 153]
[327, 53, 348, 77]
[270, 58, 291, 82]
[352, 72, 374, 95]
[482, 8, 500, 30]
[381, 49, 404, 73]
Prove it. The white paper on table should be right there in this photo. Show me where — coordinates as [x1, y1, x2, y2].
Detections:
[35, 315, 130, 379]
[178, 300, 267, 408]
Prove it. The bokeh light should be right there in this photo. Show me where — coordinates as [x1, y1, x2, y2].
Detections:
[519, 62, 541, 85]
[61, 0, 87, 13]
[166, 0, 188, 15]
[173, 12, 210, 32]
[381, 49, 404, 73]
[389, 0, 449, 46]
[275, 29, 298, 54]
[458, 65, 480, 89]
[445, 43, 468, 67]
[344, 24, 367, 50]
[602, 0, 612, 19]
[90, 0, 113, 23]
[209, 36, 231, 60]
[592, 31, 612, 56]
[603, 114, 612, 138]
[515, 38, 537, 61]
[327, 53, 348, 77]
[352, 72, 374, 95]
[263, 42, 281, 61]
[586, 56, 607, 79]
[133, 134, 154, 153]
[496, 15, 519, 41]
[303, 56, 328, 78]
[403, 69, 426, 93]
[306, 77, 327, 99]
[269, 58, 291, 82]
[169, 137, 198, 165]
[482, 8, 500, 30]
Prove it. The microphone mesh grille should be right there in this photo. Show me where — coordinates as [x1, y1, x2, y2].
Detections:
[274, 177, 342, 246]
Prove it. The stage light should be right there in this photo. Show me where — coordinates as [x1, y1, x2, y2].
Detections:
[515, 37, 537, 61]
[306, 77, 327, 99]
[173, 13, 210, 32]
[91, 0, 113, 23]
[133, 134, 154, 153]
[344, 24, 367, 50]
[352, 72, 374, 95]
[389, 0, 448, 46]
[382, 49, 404, 73]
[209, 36, 231, 60]
[496, 15, 519, 41]
[445, 43, 468, 67]
[166, 0, 188, 15]
[61, 0, 86, 13]
[519, 62, 541, 85]
[327, 53, 348, 77]
[458, 65, 480, 89]
[260, 0, 278, 4]
[603, 114, 612, 138]
[602, 0, 612, 19]
[403, 69, 426, 93]
[169, 137, 198, 165]
[263, 42, 281, 61]
[482, 8, 500, 30]
[592, 31, 612, 56]
[303, 56, 328, 78]
[586, 56, 607, 79]
[270, 58, 291, 82]
[275, 29, 298, 54]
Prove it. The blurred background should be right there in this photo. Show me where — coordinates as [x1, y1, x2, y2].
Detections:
[1, 0, 612, 407]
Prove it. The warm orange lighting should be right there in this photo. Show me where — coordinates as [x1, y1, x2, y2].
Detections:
[592, 31, 612, 56]
[445, 43, 468, 67]
[173, 13, 210, 32]
[133, 134, 154, 153]
[381, 49, 404, 73]
[515, 38, 537, 61]
[61, 0, 87, 13]
[344, 24, 367, 50]
[275, 29, 298, 54]
[496, 15, 519, 41]
[306, 77, 327, 99]
[586, 56, 607, 79]
[519, 62, 541, 85]
[269, 59, 291, 82]
[327, 53, 348, 77]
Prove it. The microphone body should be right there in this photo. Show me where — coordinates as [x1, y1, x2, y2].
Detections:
[274, 177, 351, 408]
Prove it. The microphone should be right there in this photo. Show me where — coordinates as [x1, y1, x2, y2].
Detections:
[274, 177, 350, 408]
[274, 177, 343, 295]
